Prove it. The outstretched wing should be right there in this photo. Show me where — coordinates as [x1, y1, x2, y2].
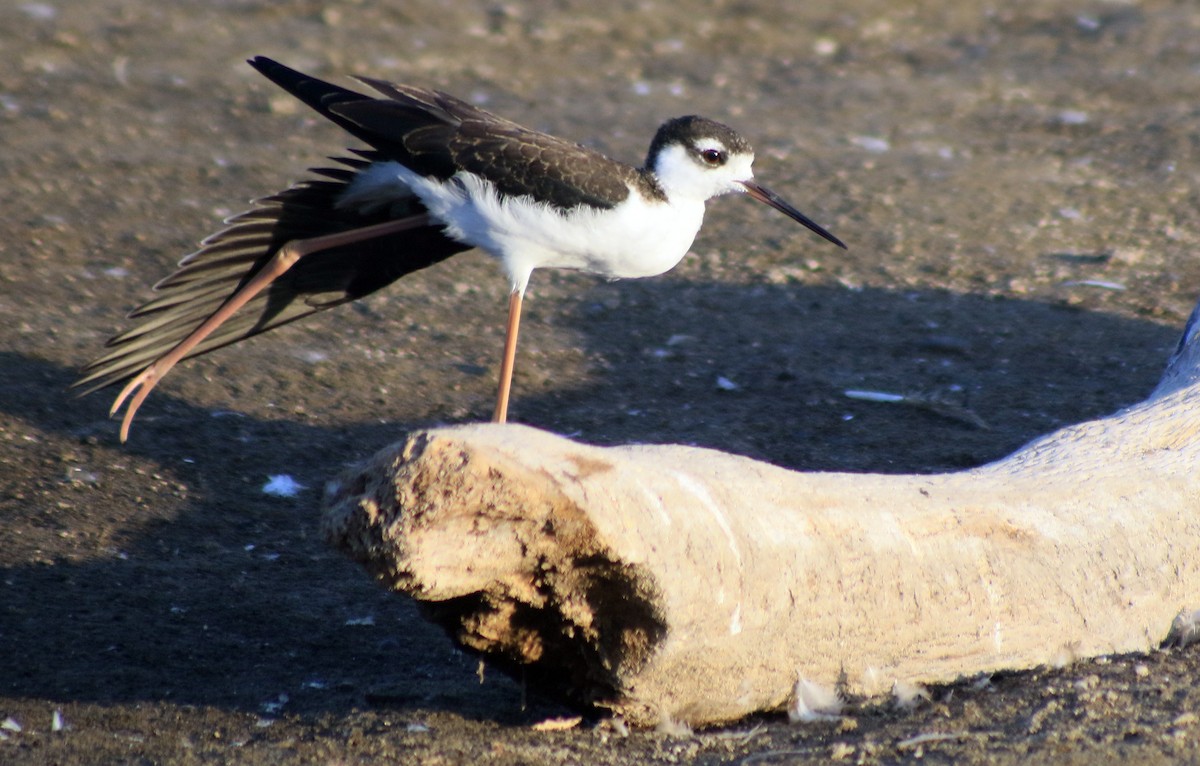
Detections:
[74, 155, 470, 394]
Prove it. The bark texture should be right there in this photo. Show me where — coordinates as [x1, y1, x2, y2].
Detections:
[324, 302, 1200, 726]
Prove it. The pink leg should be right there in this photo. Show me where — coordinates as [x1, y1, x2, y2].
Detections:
[113, 214, 432, 441]
[492, 289, 523, 424]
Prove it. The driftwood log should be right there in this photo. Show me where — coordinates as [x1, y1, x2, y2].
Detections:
[323, 301, 1200, 727]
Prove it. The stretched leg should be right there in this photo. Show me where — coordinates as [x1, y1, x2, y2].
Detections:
[493, 289, 523, 423]
[112, 214, 432, 441]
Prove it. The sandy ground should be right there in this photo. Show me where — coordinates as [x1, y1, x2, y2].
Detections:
[4, 0, 1200, 763]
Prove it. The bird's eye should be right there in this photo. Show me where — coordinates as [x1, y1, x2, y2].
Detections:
[700, 148, 726, 166]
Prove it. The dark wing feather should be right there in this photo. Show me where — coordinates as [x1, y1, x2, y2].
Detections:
[246, 57, 413, 159]
[74, 157, 471, 394]
[249, 57, 638, 211]
[332, 93, 638, 211]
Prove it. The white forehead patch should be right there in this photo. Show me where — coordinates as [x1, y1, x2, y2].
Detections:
[694, 136, 729, 153]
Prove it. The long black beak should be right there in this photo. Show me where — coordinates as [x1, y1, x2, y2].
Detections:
[740, 180, 846, 249]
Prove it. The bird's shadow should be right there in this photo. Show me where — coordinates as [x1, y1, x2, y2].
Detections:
[0, 278, 1180, 723]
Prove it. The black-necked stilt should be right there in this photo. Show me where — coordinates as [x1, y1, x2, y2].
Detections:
[77, 56, 845, 441]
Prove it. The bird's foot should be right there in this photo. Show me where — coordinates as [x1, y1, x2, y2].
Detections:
[109, 366, 161, 442]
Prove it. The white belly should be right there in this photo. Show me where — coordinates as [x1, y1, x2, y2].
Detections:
[342, 161, 706, 293]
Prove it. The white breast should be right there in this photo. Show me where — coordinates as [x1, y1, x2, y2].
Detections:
[341, 161, 707, 293]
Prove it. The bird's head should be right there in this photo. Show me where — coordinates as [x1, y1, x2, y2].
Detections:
[647, 115, 845, 249]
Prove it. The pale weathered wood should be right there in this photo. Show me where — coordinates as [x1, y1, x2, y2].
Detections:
[323, 301, 1200, 726]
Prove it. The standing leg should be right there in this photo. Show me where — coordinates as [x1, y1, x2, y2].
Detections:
[493, 289, 524, 423]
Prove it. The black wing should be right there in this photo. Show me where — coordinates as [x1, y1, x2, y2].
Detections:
[250, 56, 638, 211]
[74, 156, 470, 394]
